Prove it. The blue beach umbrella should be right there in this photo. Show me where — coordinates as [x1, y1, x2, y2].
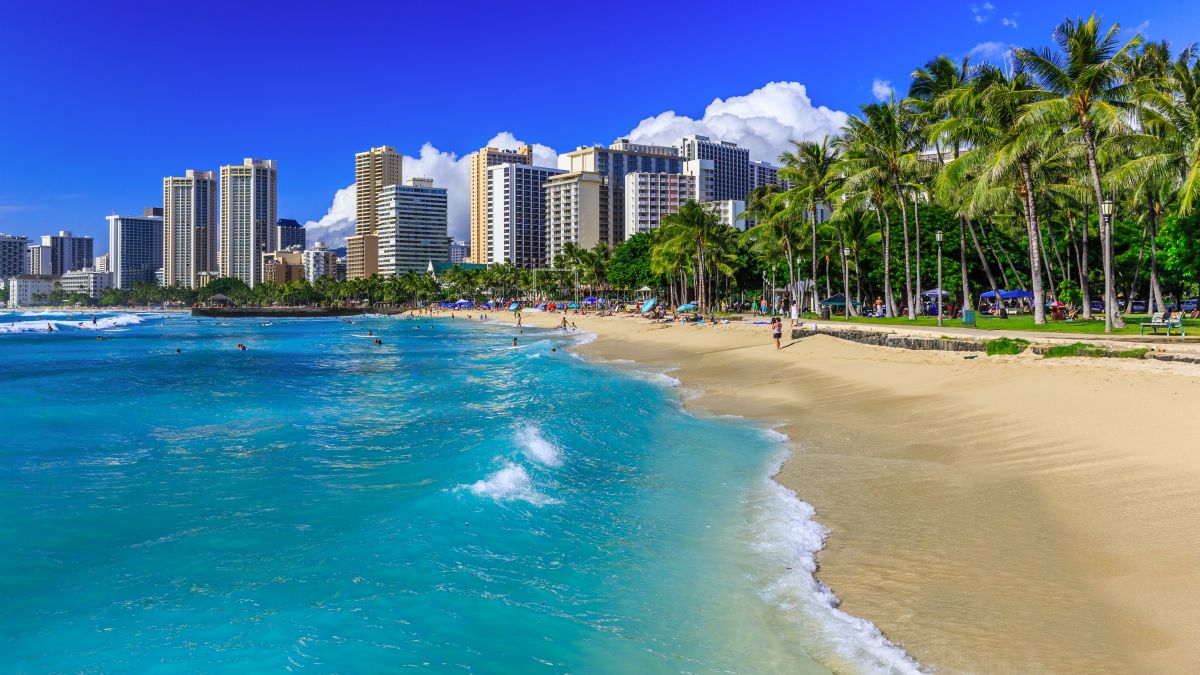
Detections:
[640, 297, 657, 314]
[583, 297, 598, 303]
[568, 302, 581, 309]
[677, 303, 696, 312]
[509, 302, 520, 311]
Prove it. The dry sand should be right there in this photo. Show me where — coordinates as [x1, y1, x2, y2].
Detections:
[515, 311, 1200, 674]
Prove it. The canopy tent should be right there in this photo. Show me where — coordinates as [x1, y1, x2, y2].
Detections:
[922, 288, 950, 297]
[583, 297, 598, 303]
[819, 293, 862, 307]
[453, 299, 473, 307]
[979, 289, 1034, 300]
[636, 286, 652, 293]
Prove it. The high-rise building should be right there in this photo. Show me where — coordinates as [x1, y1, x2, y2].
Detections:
[563, 140, 682, 245]
[302, 242, 338, 282]
[34, 231, 93, 276]
[261, 247, 306, 284]
[276, 218, 307, 250]
[0, 234, 29, 278]
[59, 267, 112, 298]
[106, 208, 163, 290]
[544, 171, 606, 264]
[219, 159, 277, 287]
[469, 145, 533, 263]
[348, 146, 402, 279]
[748, 160, 789, 194]
[377, 178, 449, 275]
[487, 163, 564, 267]
[94, 254, 109, 273]
[163, 170, 217, 289]
[623, 172, 697, 240]
[703, 200, 748, 230]
[448, 241, 468, 264]
[676, 135, 750, 203]
[27, 245, 48, 276]
[6, 276, 55, 308]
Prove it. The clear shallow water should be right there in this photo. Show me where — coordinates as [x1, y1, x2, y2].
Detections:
[0, 312, 917, 673]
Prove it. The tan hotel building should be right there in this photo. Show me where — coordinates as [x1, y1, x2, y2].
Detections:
[468, 144, 532, 263]
[347, 145, 402, 279]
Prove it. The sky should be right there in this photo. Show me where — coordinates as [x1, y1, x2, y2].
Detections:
[2, 0, 1198, 252]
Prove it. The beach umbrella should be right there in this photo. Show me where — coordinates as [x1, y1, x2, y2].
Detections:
[819, 293, 862, 307]
[676, 303, 697, 311]
[922, 289, 950, 297]
[508, 302, 520, 311]
[583, 296, 598, 303]
[640, 297, 657, 314]
[568, 302, 581, 309]
[637, 286, 652, 293]
[1046, 301, 1067, 307]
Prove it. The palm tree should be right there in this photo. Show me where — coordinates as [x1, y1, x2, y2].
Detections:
[743, 185, 801, 308]
[779, 135, 844, 313]
[1016, 14, 1143, 330]
[658, 200, 724, 313]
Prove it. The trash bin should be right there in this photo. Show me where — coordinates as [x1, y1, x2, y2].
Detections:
[962, 309, 977, 328]
[820, 305, 831, 320]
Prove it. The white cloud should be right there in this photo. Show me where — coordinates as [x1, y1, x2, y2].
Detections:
[623, 81, 848, 163]
[302, 132, 558, 246]
[970, 2, 994, 23]
[969, 41, 1013, 63]
[871, 78, 895, 102]
[1001, 17, 1018, 29]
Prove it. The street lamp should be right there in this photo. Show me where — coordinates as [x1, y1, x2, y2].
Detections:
[1101, 199, 1115, 331]
[935, 230, 944, 327]
[843, 247, 851, 319]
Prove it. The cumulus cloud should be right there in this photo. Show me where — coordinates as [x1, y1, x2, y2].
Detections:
[302, 132, 558, 246]
[970, 2, 994, 23]
[623, 81, 847, 163]
[871, 78, 895, 102]
[968, 41, 1013, 64]
[1001, 17, 1018, 29]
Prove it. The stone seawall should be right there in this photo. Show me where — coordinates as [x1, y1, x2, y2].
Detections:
[790, 327, 987, 352]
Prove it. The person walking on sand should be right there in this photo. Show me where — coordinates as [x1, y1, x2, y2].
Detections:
[770, 317, 783, 350]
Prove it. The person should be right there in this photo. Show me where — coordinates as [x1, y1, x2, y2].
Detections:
[790, 299, 799, 326]
[874, 297, 884, 317]
[46, 323, 54, 332]
[551, 347, 558, 353]
[770, 316, 783, 350]
[92, 315, 97, 325]
[512, 337, 518, 347]
[760, 298, 768, 316]
[560, 316, 568, 332]
[517, 314, 523, 327]
[176, 348, 181, 354]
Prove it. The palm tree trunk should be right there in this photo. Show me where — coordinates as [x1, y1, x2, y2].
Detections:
[810, 205, 819, 313]
[913, 195, 922, 304]
[1149, 205, 1164, 312]
[876, 205, 897, 317]
[967, 217, 1003, 317]
[1122, 221, 1148, 316]
[988, 219, 1025, 289]
[837, 221, 852, 318]
[1079, 203, 1092, 318]
[1019, 160, 1046, 324]
[981, 219, 1011, 289]
[959, 215, 970, 308]
[895, 183, 915, 319]
[1080, 121, 1123, 330]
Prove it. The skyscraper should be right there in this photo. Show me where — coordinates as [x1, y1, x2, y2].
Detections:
[163, 170, 217, 289]
[469, 144, 533, 263]
[563, 140, 682, 245]
[487, 163, 563, 267]
[106, 208, 163, 289]
[348, 145, 402, 279]
[623, 172, 697, 240]
[219, 159, 277, 287]
[0, 234, 29, 278]
[676, 135, 750, 203]
[544, 171, 606, 264]
[377, 178, 449, 275]
[276, 218, 307, 250]
[35, 231, 93, 275]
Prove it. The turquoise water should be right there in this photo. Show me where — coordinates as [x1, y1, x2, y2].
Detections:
[0, 312, 917, 673]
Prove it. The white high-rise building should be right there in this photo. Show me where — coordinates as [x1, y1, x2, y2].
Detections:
[27, 245, 48, 276]
[623, 172, 697, 240]
[6, 276, 55, 308]
[749, 160, 789, 193]
[544, 171, 606, 264]
[164, 170, 217, 289]
[302, 242, 338, 282]
[703, 200, 748, 230]
[377, 178, 449, 275]
[563, 140, 682, 245]
[107, 208, 163, 290]
[676, 135, 750, 203]
[219, 159, 277, 287]
[59, 268, 113, 298]
[487, 163, 564, 267]
[448, 241, 468, 263]
[0, 234, 29, 278]
[94, 254, 110, 273]
[34, 231, 93, 276]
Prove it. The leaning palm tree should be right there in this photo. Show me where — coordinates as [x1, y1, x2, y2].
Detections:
[743, 184, 800, 307]
[658, 200, 723, 314]
[1016, 14, 1143, 331]
[779, 135, 842, 313]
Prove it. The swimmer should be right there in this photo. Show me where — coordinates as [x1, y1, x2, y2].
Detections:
[367, 330, 373, 336]
[176, 348, 181, 354]
[46, 323, 54, 332]
[92, 315, 97, 325]
[512, 337, 518, 347]
[551, 347, 557, 353]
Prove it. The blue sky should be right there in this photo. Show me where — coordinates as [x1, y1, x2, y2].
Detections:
[1, 0, 1197, 250]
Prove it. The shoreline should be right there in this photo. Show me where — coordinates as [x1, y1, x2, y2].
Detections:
[515, 310, 1200, 674]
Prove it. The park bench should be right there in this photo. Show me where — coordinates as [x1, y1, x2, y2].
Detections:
[1140, 312, 1186, 336]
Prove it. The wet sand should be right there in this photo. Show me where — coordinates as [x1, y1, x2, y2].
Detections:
[518, 312, 1200, 674]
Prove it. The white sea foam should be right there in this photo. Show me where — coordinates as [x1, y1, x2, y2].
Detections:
[461, 462, 556, 506]
[751, 438, 924, 673]
[572, 331, 597, 346]
[0, 313, 145, 334]
[515, 426, 563, 467]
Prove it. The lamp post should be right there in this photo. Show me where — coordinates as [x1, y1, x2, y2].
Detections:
[936, 230, 944, 327]
[1101, 198, 1115, 332]
[843, 246, 852, 319]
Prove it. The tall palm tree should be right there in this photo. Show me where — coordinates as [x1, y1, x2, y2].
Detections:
[779, 135, 843, 312]
[658, 200, 724, 313]
[1016, 14, 1143, 331]
[743, 184, 801, 308]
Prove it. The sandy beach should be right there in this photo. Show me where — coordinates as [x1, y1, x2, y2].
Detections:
[517, 311, 1200, 673]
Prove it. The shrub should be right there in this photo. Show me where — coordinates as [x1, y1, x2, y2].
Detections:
[986, 337, 1030, 355]
[1042, 342, 1107, 359]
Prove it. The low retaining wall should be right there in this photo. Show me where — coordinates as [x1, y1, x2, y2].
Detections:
[790, 327, 987, 352]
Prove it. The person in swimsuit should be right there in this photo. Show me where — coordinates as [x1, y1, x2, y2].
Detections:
[770, 317, 783, 350]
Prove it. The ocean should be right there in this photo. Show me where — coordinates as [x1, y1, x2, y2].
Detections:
[0, 311, 917, 673]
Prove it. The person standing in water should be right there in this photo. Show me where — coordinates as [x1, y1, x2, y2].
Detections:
[512, 337, 518, 348]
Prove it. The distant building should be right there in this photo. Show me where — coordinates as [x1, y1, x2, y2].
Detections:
[302, 242, 338, 282]
[34, 231, 93, 276]
[703, 199, 747, 230]
[427, 260, 488, 278]
[448, 240, 468, 263]
[27, 245, 48, 276]
[261, 247, 306, 284]
[164, 169, 218, 289]
[748, 159, 788, 193]
[335, 257, 347, 281]
[276, 219, 306, 250]
[348, 145, 402, 279]
[676, 135, 750, 203]
[219, 159, 277, 287]
[469, 144, 533, 263]
[60, 268, 112, 299]
[563, 140, 682, 245]
[94, 254, 109, 273]
[107, 208, 163, 290]
[6, 275, 55, 308]
[0, 234, 29, 278]
[488, 163, 564, 267]
[623, 172, 697, 240]
[544, 171, 606, 264]
[377, 178, 449, 275]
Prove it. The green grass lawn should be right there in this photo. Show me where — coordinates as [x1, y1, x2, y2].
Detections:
[800, 312, 1197, 336]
